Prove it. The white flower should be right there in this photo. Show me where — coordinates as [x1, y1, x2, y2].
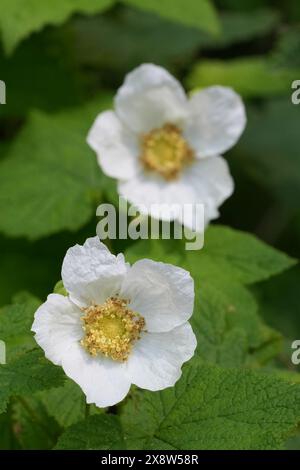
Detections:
[32, 237, 196, 407]
[87, 63, 246, 229]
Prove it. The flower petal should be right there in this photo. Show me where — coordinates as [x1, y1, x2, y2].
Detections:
[62, 236, 128, 307]
[125, 323, 197, 391]
[87, 110, 140, 179]
[184, 86, 246, 157]
[115, 63, 188, 134]
[31, 293, 83, 366]
[61, 342, 131, 407]
[118, 156, 234, 229]
[181, 156, 234, 226]
[120, 259, 194, 333]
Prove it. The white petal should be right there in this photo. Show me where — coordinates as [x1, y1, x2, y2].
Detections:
[61, 342, 131, 407]
[125, 323, 197, 391]
[31, 294, 83, 366]
[87, 110, 139, 179]
[118, 156, 234, 230]
[115, 63, 188, 134]
[184, 86, 246, 157]
[181, 156, 234, 226]
[120, 259, 194, 333]
[62, 236, 128, 307]
[118, 172, 193, 224]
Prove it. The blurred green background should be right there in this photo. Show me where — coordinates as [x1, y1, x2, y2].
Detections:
[0, 0, 300, 449]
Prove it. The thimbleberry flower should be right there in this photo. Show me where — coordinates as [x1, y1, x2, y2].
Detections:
[87, 63, 246, 229]
[32, 237, 196, 407]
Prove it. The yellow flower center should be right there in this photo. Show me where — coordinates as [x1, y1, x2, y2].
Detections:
[141, 123, 194, 180]
[81, 297, 145, 362]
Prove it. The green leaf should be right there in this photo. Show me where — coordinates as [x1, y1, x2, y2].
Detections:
[0, 0, 114, 55]
[11, 395, 60, 449]
[253, 265, 300, 340]
[0, 234, 64, 306]
[0, 411, 20, 449]
[63, 6, 204, 75]
[199, 225, 296, 285]
[0, 292, 40, 359]
[0, 95, 113, 239]
[121, 361, 300, 450]
[38, 379, 86, 428]
[0, 32, 85, 118]
[123, 0, 220, 34]
[55, 415, 125, 450]
[187, 57, 300, 98]
[196, 8, 280, 49]
[193, 278, 281, 367]
[0, 349, 65, 414]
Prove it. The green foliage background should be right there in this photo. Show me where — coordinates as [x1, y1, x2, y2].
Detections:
[0, 0, 300, 450]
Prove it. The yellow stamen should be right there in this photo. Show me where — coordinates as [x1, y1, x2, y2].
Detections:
[81, 297, 145, 362]
[141, 123, 194, 180]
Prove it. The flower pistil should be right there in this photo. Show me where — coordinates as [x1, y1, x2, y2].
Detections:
[141, 123, 194, 180]
[81, 297, 145, 361]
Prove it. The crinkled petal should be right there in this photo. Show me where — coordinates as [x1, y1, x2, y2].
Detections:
[87, 110, 140, 179]
[62, 236, 128, 307]
[61, 342, 131, 407]
[118, 156, 234, 229]
[31, 294, 83, 366]
[184, 86, 246, 157]
[120, 259, 194, 333]
[115, 63, 188, 134]
[125, 323, 197, 391]
[181, 156, 234, 225]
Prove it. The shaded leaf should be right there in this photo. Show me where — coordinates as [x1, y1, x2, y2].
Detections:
[0, 0, 114, 55]
[55, 414, 125, 450]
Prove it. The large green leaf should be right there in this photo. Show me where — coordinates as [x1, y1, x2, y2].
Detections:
[196, 8, 280, 49]
[187, 57, 300, 98]
[0, 95, 113, 239]
[0, 32, 85, 118]
[123, 0, 220, 34]
[0, 349, 65, 414]
[0, 0, 114, 55]
[62, 7, 204, 75]
[193, 278, 281, 368]
[198, 225, 296, 285]
[121, 360, 300, 450]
